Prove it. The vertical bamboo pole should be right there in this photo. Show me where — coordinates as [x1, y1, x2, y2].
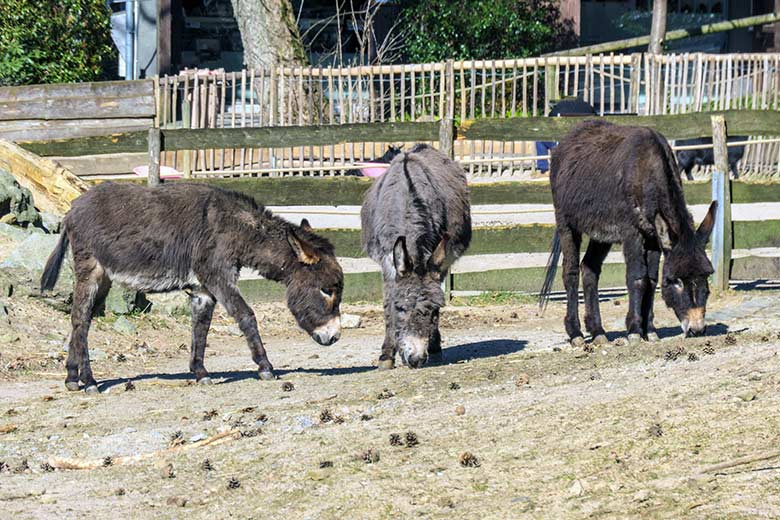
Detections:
[711, 115, 731, 293]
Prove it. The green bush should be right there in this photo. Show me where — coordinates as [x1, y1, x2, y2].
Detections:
[0, 0, 115, 86]
[400, 0, 577, 62]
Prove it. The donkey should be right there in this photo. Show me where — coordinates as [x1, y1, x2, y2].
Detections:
[676, 136, 746, 180]
[361, 144, 471, 368]
[41, 182, 343, 392]
[540, 120, 718, 346]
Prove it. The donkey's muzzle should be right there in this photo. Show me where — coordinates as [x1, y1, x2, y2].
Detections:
[312, 316, 341, 346]
[682, 308, 706, 337]
[400, 336, 428, 368]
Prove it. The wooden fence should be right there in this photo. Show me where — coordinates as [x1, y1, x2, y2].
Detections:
[155, 53, 780, 179]
[18, 109, 780, 300]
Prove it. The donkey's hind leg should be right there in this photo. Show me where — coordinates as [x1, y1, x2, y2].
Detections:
[188, 290, 216, 384]
[642, 245, 662, 342]
[65, 257, 107, 393]
[559, 226, 584, 346]
[581, 240, 612, 345]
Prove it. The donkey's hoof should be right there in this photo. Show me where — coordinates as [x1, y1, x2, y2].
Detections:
[646, 332, 660, 343]
[65, 381, 80, 392]
[258, 370, 276, 381]
[197, 377, 213, 386]
[377, 358, 395, 370]
[628, 333, 642, 346]
[571, 336, 586, 348]
[84, 384, 100, 394]
[592, 334, 609, 346]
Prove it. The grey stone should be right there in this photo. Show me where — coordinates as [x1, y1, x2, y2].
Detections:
[90, 348, 107, 361]
[0, 233, 73, 290]
[38, 212, 62, 234]
[145, 292, 190, 316]
[113, 316, 137, 335]
[341, 313, 362, 329]
[104, 286, 150, 315]
[0, 222, 31, 242]
[189, 433, 207, 443]
[0, 169, 41, 227]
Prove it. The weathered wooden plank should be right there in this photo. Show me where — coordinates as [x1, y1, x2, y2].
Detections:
[147, 128, 162, 187]
[0, 80, 154, 103]
[0, 118, 153, 142]
[160, 121, 439, 151]
[51, 152, 147, 176]
[730, 256, 780, 280]
[0, 96, 156, 121]
[18, 131, 149, 157]
[456, 110, 780, 142]
[0, 140, 89, 215]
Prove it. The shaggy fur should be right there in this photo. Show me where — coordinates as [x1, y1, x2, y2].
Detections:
[42, 182, 343, 391]
[540, 121, 717, 344]
[361, 144, 471, 368]
[676, 136, 746, 180]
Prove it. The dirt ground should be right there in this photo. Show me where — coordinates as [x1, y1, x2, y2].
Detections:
[1, 290, 779, 519]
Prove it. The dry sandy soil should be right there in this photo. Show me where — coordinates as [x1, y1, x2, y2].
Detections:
[1, 290, 779, 519]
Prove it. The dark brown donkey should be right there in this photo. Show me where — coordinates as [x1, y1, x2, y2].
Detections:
[540, 120, 718, 346]
[41, 183, 343, 392]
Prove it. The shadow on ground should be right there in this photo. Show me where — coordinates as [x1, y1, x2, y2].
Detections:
[96, 338, 528, 392]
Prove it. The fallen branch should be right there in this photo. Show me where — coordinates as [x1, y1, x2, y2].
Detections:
[48, 428, 240, 470]
[699, 449, 780, 475]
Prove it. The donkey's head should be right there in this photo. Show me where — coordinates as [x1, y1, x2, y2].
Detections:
[285, 220, 344, 346]
[656, 201, 717, 337]
[387, 235, 448, 368]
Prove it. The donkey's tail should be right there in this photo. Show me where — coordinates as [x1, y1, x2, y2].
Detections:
[41, 229, 69, 292]
[538, 230, 561, 313]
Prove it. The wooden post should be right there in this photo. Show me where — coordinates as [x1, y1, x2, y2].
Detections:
[710, 115, 731, 292]
[148, 128, 162, 187]
[182, 99, 192, 178]
[439, 60, 455, 159]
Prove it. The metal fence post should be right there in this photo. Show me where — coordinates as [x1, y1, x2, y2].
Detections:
[710, 114, 732, 292]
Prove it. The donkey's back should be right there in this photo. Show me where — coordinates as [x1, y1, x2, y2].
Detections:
[361, 144, 471, 270]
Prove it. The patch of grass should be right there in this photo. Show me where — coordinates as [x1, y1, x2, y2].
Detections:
[451, 291, 536, 307]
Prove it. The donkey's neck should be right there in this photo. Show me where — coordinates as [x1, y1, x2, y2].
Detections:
[238, 231, 299, 285]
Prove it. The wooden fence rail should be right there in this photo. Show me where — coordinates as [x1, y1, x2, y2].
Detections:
[155, 52, 780, 178]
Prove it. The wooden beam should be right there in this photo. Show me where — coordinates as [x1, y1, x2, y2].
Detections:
[18, 131, 149, 157]
[0, 118, 153, 142]
[457, 110, 780, 142]
[710, 115, 732, 292]
[547, 12, 780, 56]
[0, 140, 88, 215]
[0, 80, 154, 103]
[160, 121, 439, 152]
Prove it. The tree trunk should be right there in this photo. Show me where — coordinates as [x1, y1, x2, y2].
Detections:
[648, 0, 668, 54]
[229, 0, 307, 70]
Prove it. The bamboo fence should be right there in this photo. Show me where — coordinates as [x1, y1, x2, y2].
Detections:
[156, 52, 780, 179]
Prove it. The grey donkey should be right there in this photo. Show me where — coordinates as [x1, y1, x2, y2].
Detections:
[361, 144, 471, 368]
[41, 182, 344, 392]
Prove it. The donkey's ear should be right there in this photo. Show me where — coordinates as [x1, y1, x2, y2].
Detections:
[429, 234, 449, 270]
[696, 200, 718, 245]
[393, 236, 411, 276]
[300, 218, 313, 232]
[287, 229, 320, 265]
[654, 213, 674, 252]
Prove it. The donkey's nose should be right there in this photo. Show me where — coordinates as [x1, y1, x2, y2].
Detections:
[312, 316, 341, 345]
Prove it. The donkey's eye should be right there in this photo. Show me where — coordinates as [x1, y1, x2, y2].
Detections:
[320, 289, 333, 298]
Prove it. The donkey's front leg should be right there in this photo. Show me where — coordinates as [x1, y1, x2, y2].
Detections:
[559, 227, 584, 346]
[212, 283, 274, 380]
[623, 235, 648, 345]
[428, 307, 442, 361]
[642, 246, 662, 342]
[378, 296, 396, 370]
[188, 290, 216, 384]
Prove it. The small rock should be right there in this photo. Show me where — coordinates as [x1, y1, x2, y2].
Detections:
[166, 496, 187, 507]
[748, 372, 763, 382]
[455, 405, 466, 416]
[341, 313, 362, 329]
[569, 479, 584, 497]
[112, 316, 136, 335]
[515, 373, 530, 387]
[189, 433, 207, 443]
[377, 388, 395, 400]
[737, 391, 757, 402]
[633, 489, 652, 503]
